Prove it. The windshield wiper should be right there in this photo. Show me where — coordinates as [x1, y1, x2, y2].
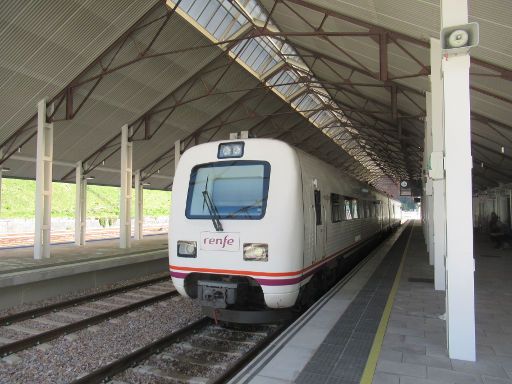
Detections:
[225, 198, 266, 219]
[202, 190, 223, 232]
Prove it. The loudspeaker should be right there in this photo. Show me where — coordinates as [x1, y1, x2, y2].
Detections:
[440, 22, 479, 55]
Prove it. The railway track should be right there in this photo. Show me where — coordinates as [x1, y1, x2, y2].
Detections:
[71, 317, 289, 384]
[0, 234, 398, 383]
[0, 276, 177, 357]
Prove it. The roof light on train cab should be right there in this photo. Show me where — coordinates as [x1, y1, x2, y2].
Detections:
[243, 243, 268, 261]
[177, 240, 197, 258]
[218, 142, 244, 159]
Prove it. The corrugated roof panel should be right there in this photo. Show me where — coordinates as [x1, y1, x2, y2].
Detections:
[2, 0, 509, 191]
[469, 22, 512, 70]
[290, 34, 381, 72]
[302, 57, 357, 81]
[322, 12, 371, 34]
[470, 92, 512, 126]
[387, 43, 428, 77]
[0, 0, 159, 143]
[311, 0, 437, 35]
[472, 123, 510, 151]
[394, 77, 429, 94]
[270, 0, 512, 71]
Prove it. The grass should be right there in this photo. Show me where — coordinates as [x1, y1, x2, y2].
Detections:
[1, 178, 171, 219]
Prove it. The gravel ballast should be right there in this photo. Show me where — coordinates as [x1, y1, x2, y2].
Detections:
[0, 272, 170, 318]
[0, 295, 201, 383]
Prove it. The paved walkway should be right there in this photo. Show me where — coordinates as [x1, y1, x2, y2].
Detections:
[373, 224, 512, 384]
[0, 226, 168, 248]
[0, 234, 168, 275]
[231, 221, 512, 384]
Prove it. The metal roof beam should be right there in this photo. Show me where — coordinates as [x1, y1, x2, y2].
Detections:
[139, 86, 282, 180]
[280, 0, 428, 47]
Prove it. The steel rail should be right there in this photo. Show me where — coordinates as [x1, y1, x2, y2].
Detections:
[0, 276, 169, 326]
[211, 321, 292, 384]
[70, 228, 399, 383]
[0, 290, 178, 357]
[70, 316, 291, 384]
[70, 317, 212, 384]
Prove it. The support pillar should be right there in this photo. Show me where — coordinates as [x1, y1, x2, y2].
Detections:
[120, 124, 133, 249]
[441, 0, 476, 361]
[134, 170, 143, 241]
[75, 162, 86, 246]
[424, 93, 434, 265]
[34, 99, 53, 260]
[430, 38, 447, 291]
[509, 190, 512, 228]
[0, 150, 3, 217]
[422, 118, 427, 243]
[174, 140, 181, 172]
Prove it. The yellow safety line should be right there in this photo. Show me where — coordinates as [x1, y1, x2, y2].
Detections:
[359, 223, 414, 384]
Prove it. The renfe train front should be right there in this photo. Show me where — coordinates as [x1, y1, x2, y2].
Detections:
[169, 139, 304, 321]
[169, 138, 400, 323]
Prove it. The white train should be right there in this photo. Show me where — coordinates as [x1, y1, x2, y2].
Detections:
[169, 139, 400, 319]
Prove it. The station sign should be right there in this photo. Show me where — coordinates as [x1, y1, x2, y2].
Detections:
[400, 180, 412, 196]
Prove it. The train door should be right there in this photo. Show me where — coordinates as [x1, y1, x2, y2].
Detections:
[313, 187, 326, 262]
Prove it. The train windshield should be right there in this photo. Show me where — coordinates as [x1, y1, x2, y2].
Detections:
[186, 160, 271, 220]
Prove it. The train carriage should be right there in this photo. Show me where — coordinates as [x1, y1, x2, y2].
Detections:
[169, 138, 400, 320]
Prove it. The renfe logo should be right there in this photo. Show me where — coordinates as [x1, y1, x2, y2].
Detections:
[200, 232, 240, 252]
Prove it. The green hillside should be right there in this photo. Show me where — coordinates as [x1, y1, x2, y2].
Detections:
[1, 179, 171, 219]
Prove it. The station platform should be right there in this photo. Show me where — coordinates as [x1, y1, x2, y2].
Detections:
[231, 221, 512, 384]
[0, 235, 169, 309]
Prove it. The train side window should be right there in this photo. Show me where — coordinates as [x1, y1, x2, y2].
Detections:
[344, 199, 352, 220]
[314, 190, 322, 225]
[352, 199, 359, 219]
[331, 193, 343, 223]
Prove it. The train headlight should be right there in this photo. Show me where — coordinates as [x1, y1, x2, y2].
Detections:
[177, 241, 197, 258]
[218, 142, 244, 159]
[243, 243, 268, 261]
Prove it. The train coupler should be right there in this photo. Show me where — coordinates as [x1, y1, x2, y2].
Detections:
[197, 280, 237, 309]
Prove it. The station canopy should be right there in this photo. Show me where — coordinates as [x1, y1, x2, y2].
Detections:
[0, 0, 510, 195]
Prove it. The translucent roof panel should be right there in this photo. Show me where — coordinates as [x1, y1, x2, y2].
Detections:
[177, 0, 246, 41]
[174, 0, 385, 182]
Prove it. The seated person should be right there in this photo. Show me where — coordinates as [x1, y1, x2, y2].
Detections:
[489, 212, 512, 248]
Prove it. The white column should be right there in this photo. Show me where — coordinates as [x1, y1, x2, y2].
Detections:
[75, 162, 86, 246]
[509, 190, 512, 227]
[0, 150, 3, 217]
[119, 124, 133, 249]
[422, 120, 428, 243]
[441, 0, 475, 361]
[134, 170, 143, 241]
[430, 38, 447, 291]
[425, 93, 434, 265]
[34, 99, 53, 260]
[0, 170, 2, 218]
[174, 140, 181, 172]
